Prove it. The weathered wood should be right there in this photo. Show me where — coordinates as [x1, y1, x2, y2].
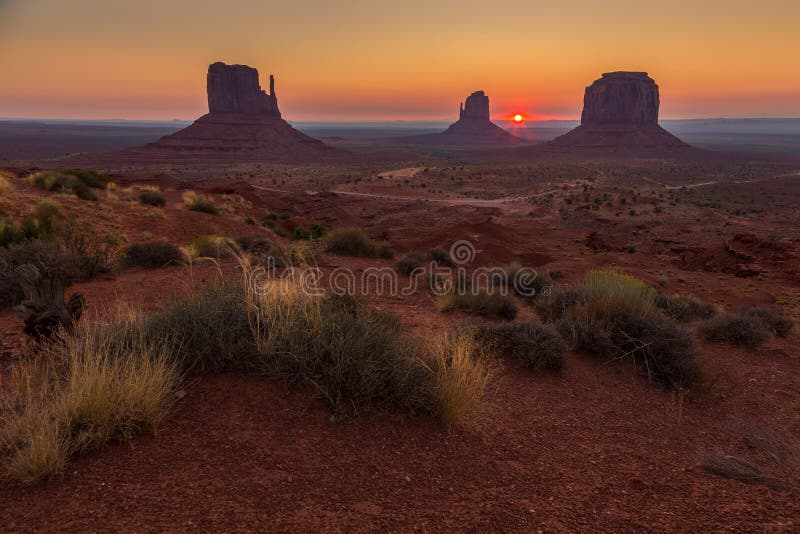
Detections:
[13, 264, 85, 339]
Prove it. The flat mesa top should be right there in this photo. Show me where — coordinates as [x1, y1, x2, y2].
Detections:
[601, 71, 650, 78]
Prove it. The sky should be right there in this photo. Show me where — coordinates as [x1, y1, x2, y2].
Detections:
[0, 0, 798, 121]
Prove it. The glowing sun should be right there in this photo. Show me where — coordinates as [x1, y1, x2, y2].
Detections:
[513, 114, 524, 123]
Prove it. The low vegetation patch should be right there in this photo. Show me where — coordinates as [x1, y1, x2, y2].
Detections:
[396, 250, 427, 275]
[474, 320, 566, 373]
[0, 172, 13, 194]
[737, 307, 793, 338]
[138, 190, 166, 207]
[1, 261, 490, 482]
[655, 293, 716, 322]
[0, 200, 62, 247]
[538, 268, 697, 390]
[0, 322, 179, 483]
[120, 240, 184, 269]
[186, 235, 237, 259]
[28, 169, 112, 201]
[436, 290, 518, 320]
[0, 205, 118, 308]
[324, 227, 378, 257]
[291, 223, 325, 241]
[498, 261, 552, 298]
[185, 195, 219, 214]
[700, 307, 792, 348]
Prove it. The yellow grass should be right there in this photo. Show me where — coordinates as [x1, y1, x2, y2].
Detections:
[424, 330, 491, 425]
[0, 319, 179, 483]
[0, 173, 13, 194]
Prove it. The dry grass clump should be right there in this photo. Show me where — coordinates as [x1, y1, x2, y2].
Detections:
[120, 240, 184, 269]
[581, 268, 656, 310]
[0, 172, 13, 194]
[186, 235, 237, 260]
[436, 290, 518, 320]
[700, 307, 793, 348]
[0, 321, 179, 483]
[538, 268, 697, 390]
[324, 227, 379, 257]
[28, 169, 112, 201]
[424, 330, 490, 424]
[699, 421, 800, 491]
[182, 191, 219, 214]
[474, 320, 566, 373]
[138, 190, 166, 207]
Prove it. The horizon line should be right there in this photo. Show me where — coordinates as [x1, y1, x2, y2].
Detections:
[3, 116, 800, 124]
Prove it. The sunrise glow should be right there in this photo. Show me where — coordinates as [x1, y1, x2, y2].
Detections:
[0, 0, 797, 120]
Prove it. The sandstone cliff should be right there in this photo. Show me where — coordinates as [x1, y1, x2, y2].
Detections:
[402, 90, 521, 146]
[549, 71, 688, 151]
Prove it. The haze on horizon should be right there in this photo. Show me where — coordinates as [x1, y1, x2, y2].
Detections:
[0, 0, 798, 122]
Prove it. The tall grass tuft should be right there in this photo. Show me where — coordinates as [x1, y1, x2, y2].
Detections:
[1, 320, 179, 483]
[424, 330, 490, 424]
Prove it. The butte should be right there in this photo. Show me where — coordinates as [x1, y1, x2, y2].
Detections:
[401, 90, 522, 146]
[120, 62, 343, 162]
[548, 71, 690, 151]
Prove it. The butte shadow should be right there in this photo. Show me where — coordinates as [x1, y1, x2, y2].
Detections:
[398, 90, 524, 147]
[109, 62, 348, 164]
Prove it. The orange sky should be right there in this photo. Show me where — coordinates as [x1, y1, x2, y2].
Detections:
[0, 0, 798, 121]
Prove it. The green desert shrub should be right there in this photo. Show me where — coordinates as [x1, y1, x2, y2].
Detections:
[0, 200, 62, 247]
[540, 269, 696, 390]
[396, 250, 427, 275]
[700, 307, 792, 348]
[655, 294, 716, 322]
[120, 241, 184, 269]
[323, 227, 376, 257]
[144, 281, 255, 371]
[324, 227, 377, 257]
[28, 169, 111, 201]
[700, 312, 769, 349]
[138, 190, 166, 207]
[377, 244, 396, 259]
[147, 271, 489, 419]
[474, 320, 566, 373]
[737, 307, 793, 338]
[429, 247, 454, 267]
[290, 226, 317, 241]
[186, 196, 219, 214]
[436, 289, 518, 320]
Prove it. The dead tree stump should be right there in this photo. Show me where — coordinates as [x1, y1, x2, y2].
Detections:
[13, 264, 85, 340]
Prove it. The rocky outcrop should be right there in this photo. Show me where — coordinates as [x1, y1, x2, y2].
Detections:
[207, 62, 280, 116]
[548, 71, 689, 151]
[459, 91, 490, 121]
[402, 90, 521, 146]
[122, 62, 342, 162]
[581, 72, 659, 126]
